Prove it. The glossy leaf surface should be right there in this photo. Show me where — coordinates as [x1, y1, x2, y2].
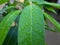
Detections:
[18, 4, 45, 45]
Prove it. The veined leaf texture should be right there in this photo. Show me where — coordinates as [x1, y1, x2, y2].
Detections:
[18, 4, 45, 45]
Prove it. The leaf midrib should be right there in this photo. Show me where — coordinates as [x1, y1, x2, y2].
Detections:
[30, 4, 33, 45]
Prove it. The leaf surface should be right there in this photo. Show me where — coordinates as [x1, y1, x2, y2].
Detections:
[18, 4, 45, 45]
[0, 10, 20, 45]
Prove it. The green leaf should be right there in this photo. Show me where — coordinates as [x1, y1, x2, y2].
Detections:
[44, 12, 60, 32]
[25, 0, 44, 8]
[29, 0, 44, 4]
[0, 16, 3, 22]
[0, 10, 20, 45]
[3, 26, 18, 45]
[44, 1, 60, 9]
[0, 6, 15, 14]
[0, 0, 8, 4]
[45, 24, 58, 32]
[18, 4, 45, 45]
[44, 6, 57, 14]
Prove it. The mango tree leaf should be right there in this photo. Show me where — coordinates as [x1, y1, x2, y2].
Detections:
[0, 10, 20, 45]
[0, 0, 8, 4]
[44, 12, 60, 32]
[18, 4, 45, 45]
[44, 1, 60, 9]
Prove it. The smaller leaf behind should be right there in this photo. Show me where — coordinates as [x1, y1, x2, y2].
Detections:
[0, 10, 20, 45]
[0, 0, 8, 4]
[45, 24, 58, 32]
[29, 0, 44, 4]
[44, 12, 60, 32]
[44, 1, 60, 9]
[0, 6, 15, 14]
[44, 6, 57, 14]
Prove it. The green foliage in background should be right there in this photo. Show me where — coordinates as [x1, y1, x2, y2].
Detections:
[0, 0, 60, 45]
